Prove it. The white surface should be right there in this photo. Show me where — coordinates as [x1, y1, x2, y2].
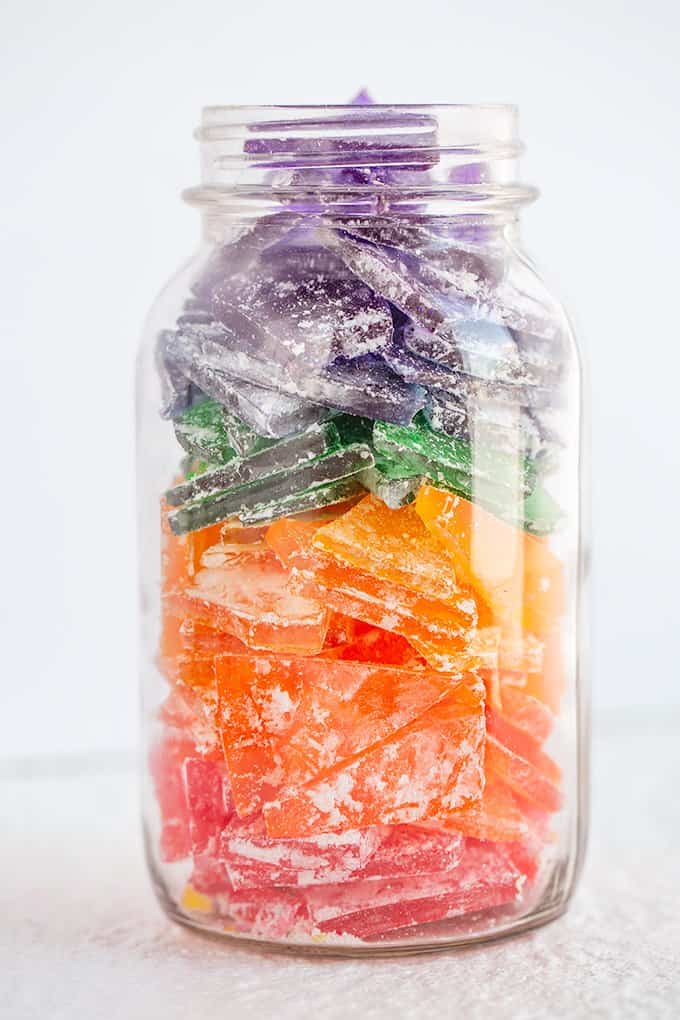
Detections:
[0, 1, 679, 756]
[2, 716, 678, 1019]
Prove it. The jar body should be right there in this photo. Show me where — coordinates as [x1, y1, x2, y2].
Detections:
[137, 119, 587, 951]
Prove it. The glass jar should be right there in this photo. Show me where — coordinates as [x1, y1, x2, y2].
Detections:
[136, 100, 588, 954]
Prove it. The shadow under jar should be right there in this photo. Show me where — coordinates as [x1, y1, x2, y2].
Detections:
[136, 101, 588, 955]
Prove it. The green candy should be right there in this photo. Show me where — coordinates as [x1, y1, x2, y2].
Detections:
[166, 421, 340, 508]
[521, 484, 564, 536]
[173, 400, 238, 464]
[358, 467, 422, 509]
[240, 476, 366, 524]
[373, 418, 537, 496]
[221, 408, 277, 458]
[167, 443, 374, 535]
[372, 418, 563, 533]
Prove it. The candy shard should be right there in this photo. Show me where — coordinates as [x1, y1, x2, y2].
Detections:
[486, 708, 561, 785]
[166, 421, 338, 507]
[176, 543, 329, 656]
[415, 484, 564, 635]
[305, 838, 521, 938]
[149, 734, 195, 862]
[156, 330, 193, 419]
[500, 685, 555, 743]
[312, 494, 460, 604]
[167, 443, 374, 535]
[182, 756, 234, 856]
[173, 399, 238, 464]
[358, 466, 422, 508]
[240, 476, 366, 525]
[441, 772, 529, 842]
[373, 418, 536, 498]
[296, 562, 477, 671]
[221, 815, 381, 889]
[263, 675, 485, 836]
[358, 825, 464, 880]
[215, 652, 466, 817]
[485, 735, 562, 813]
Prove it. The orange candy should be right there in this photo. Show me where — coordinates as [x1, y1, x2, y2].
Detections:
[442, 774, 529, 843]
[266, 515, 478, 671]
[263, 675, 485, 837]
[415, 485, 565, 637]
[312, 494, 461, 604]
[215, 652, 472, 819]
[485, 735, 562, 813]
[175, 541, 329, 655]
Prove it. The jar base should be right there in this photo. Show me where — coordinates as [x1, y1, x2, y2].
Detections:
[148, 846, 576, 958]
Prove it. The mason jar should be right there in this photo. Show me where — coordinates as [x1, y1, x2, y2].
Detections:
[136, 100, 588, 954]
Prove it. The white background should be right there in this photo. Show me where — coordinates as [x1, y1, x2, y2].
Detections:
[1, 0, 678, 757]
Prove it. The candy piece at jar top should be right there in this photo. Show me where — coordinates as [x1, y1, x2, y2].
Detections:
[330, 216, 563, 346]
[415, 484, 565, 635]
[403, 318, 527, 386]
[221, 376, 328, 439]
[380, 336, 465, 390]
[244, 105, 438, 178]
[221, 814, 381, 890]
[173, 399, 238, 464]
[358, 466, 422, 508]
[215, 652, 466, 817]
[263, 675, 485, 837]
[373, 418, 536, 497]
[211, 244, 394, 371]
[149, 734, 195, 862]
[329, 217, 504, 295]
[485, 735, 562, 813]
[311, 494, 460, 604]
[174, 542, 329, 655]
[191, 212, 304, 303]
[167, 443, 374, 534]
[305, 839, 521, 938]
[268, 516, 478, 670]
[358, 825, 464, 881]
[328, 230, 445, 334]
[166, 421, 340, 507]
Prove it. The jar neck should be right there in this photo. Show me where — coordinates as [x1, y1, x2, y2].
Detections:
[184, 104, 537, 244]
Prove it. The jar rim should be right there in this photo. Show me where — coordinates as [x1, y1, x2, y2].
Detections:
[189, 103, 535, 219]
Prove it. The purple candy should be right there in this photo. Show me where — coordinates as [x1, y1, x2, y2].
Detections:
[318, 354, 426, 423]
[156, 330, 193, 419]
[191, 213, 302, 304]
[211, 243, 394, 371]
